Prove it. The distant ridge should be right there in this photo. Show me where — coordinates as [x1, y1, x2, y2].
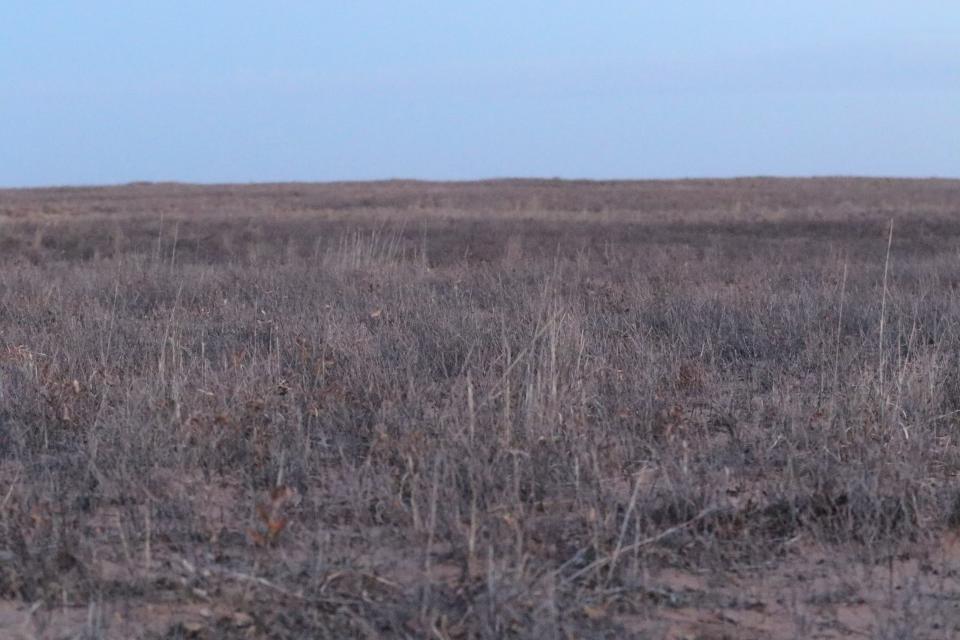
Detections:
[3, 177, 960, 220]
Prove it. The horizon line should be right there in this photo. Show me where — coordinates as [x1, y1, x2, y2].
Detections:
[2, 174, 959, 192]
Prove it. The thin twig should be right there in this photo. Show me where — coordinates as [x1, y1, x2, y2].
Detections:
[832, 259, 848, 401]
[878, 218, 894, 395]
[562, 506, 723, 584]
[605, 472, 643, 585]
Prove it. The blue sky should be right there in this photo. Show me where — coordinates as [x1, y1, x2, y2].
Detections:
[2, 1, 958, 186]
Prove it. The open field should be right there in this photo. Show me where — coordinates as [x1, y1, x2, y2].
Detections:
[3, 177, 960, 638]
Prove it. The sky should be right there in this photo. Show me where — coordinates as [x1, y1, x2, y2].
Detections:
[1, 1, 958, 186]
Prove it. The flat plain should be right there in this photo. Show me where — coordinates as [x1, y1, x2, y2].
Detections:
[3, 178, 960, 638]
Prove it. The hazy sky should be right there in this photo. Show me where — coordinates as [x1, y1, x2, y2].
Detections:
[2, 1, 958, 186]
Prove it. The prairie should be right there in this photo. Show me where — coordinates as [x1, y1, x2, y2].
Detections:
[2, 178, 960, 638]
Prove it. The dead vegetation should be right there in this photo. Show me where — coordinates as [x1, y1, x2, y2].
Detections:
[2, 178, 960, 638]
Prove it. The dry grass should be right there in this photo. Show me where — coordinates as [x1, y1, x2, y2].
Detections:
[2, 178, 960, 638]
